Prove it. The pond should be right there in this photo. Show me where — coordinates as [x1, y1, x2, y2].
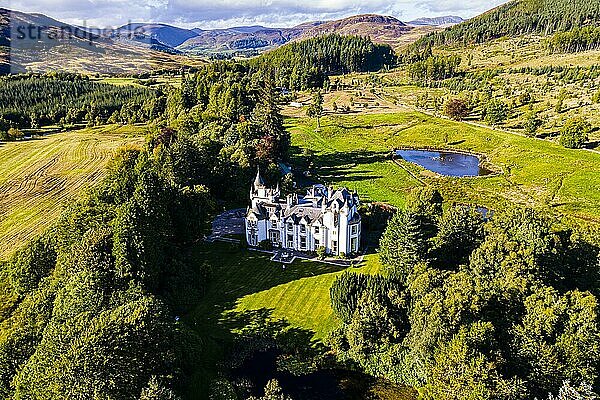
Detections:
[231, 349, 416, 400]
[395, 149, 492, 177]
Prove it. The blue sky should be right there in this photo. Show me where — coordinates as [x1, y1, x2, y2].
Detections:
[7, 0, 509, 29]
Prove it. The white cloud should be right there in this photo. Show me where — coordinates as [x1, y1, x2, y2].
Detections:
[6, 0, 510, 29]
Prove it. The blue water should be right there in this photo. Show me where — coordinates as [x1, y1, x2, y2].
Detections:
[396, 149, 491, 177]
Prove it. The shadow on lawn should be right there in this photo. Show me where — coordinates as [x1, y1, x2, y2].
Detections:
[185, 241, 344, 341]
[292, 147, 390, 185]
[182, 242, 359, 397]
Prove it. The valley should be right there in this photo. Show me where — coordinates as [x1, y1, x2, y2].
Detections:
[1, 0, 600, 399]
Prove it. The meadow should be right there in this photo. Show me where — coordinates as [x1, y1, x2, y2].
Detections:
[0, 125, 146, 260]
[287, 111, 600, 224]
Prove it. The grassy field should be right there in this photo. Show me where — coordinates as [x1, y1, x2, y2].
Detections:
[185, 242, 382, 396]
[0, 125, 147, 260]
[287, 111, 600, 223]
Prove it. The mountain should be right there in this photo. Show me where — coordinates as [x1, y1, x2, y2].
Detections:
[301, 14, 412, 46]
[179, 14, 418, 55]
[0, 9, 203, 74]
[414, 0, 600, 47]
[0, 8, 447, 70]
[408, 16, 464, 26]
[114, 23, 198, 48]
[177, 25, 307, 55]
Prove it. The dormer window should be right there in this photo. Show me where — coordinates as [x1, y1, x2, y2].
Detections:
[288, 222, 293, 231]
[300, 225, 306, 234]
[314, 226, 320, 234]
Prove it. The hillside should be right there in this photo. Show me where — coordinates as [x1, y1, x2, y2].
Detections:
[115, 23, 198, 48]
[0, 9, 203, 74]
[1, 9, 441, 61]
[407, 16, 464, 26]
[301, 14, 414, 47]
[179, 15, 419, 55]
[415, 0, 600, 46]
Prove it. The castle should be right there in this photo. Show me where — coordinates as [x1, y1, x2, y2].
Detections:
[245, 170, 361, 256]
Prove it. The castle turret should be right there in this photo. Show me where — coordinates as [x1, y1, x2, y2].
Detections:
[254, 168, 265, 188]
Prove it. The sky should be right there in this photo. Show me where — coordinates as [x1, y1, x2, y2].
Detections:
[6, 0, 509, 29]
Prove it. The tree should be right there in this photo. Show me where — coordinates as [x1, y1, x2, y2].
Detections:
[281, 173, 294, 194]
[546, 381, 599, 400]
[252, 77, 288, 162]
[140, 376, 180, 400]
[8, 127, 24, 141]
[484, 99, 508, 126]
[431, 206, 484, 270]
[512, 287, 600, 397]
[378, 209, 430, 282]
[421, 322, 522, 400]
[330, 272, 394, 324]
[8, 236, 56, 295]
[346, 290, 408, 368]
[559, 117, 590, 149]
[523, 110, 543, 137]
[306, 90, 324, 131]
[444, 98, 470, 121]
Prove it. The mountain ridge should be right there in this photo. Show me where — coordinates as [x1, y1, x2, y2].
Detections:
[408, 16, 464, 26]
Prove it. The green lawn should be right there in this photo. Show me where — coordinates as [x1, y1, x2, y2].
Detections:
[288, 112, 600, 223]
[185, 242, 381, 397]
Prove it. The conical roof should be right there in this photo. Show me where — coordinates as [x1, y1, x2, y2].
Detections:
[254, 168, 265, 188]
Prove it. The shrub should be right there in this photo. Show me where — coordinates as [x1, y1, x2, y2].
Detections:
[316, 246, 327, 260]
[523, 111, 543, 137]
[258, 240, 273, 251]
[559, 117, 590, 149]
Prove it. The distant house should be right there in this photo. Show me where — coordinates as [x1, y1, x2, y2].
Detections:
[289, 102, 304, 108]
[245, 170, 361, 256]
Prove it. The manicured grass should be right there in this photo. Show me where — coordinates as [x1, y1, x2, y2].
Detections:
[287, 112, 600, 223]
[0, 125, 147, 260]
[185, 242, 382, 397]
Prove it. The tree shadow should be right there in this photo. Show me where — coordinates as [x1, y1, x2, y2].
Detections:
[291, 147, 389, 185]
[183, 243, 347, 397]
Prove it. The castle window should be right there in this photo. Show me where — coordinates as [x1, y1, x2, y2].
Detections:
[288, 222, 293, 231]
[300, 237, 306, 249]
[332, 241, 338, 254]
[300, 225, 306, 234]
[351, 225, 358, 235]
[314, 226, 320, 234]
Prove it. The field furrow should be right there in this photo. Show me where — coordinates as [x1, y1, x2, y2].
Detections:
[0, 126, 146, 260]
